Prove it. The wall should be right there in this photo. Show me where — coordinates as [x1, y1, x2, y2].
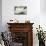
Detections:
[2, 0, 46, 46]
[40, 0, 46, 31]
[40, 0, 46, 13]
[2, 0, 40, 30]
[0, 0, 2, 32]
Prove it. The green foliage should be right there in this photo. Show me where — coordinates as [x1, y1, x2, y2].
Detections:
[36, 25, 45, 41]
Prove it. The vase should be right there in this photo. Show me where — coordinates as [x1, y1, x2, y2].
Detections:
[39, 40, 45, 46]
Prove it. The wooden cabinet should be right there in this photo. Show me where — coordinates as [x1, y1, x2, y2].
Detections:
[7, 23, 34, 46]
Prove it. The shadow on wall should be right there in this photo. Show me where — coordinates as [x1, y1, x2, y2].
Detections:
[0, 0, 2, 32]
[40, 0, 46, 14]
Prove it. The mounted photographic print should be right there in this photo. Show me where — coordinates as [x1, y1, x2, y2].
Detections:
[14, 6, 27, 15]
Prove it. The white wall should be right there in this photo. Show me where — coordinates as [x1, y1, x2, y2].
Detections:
[40, 0, 46, 13]
[40, 0, 46, 31]
[0, 0, 2, 32]
[2, 0, 40, 30]
[2, 0, 46, 46]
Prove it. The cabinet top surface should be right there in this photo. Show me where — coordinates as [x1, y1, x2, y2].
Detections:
[7, 23, 34, 25]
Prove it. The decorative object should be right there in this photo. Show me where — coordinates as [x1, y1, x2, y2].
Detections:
[14, 6, 27, 15]
[36, 25, 45, 46]
[25, 20, 30, 23]
[1, 31, 12, 46]
[0, 32, 5, 46]
[8, 19, 19, 23]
